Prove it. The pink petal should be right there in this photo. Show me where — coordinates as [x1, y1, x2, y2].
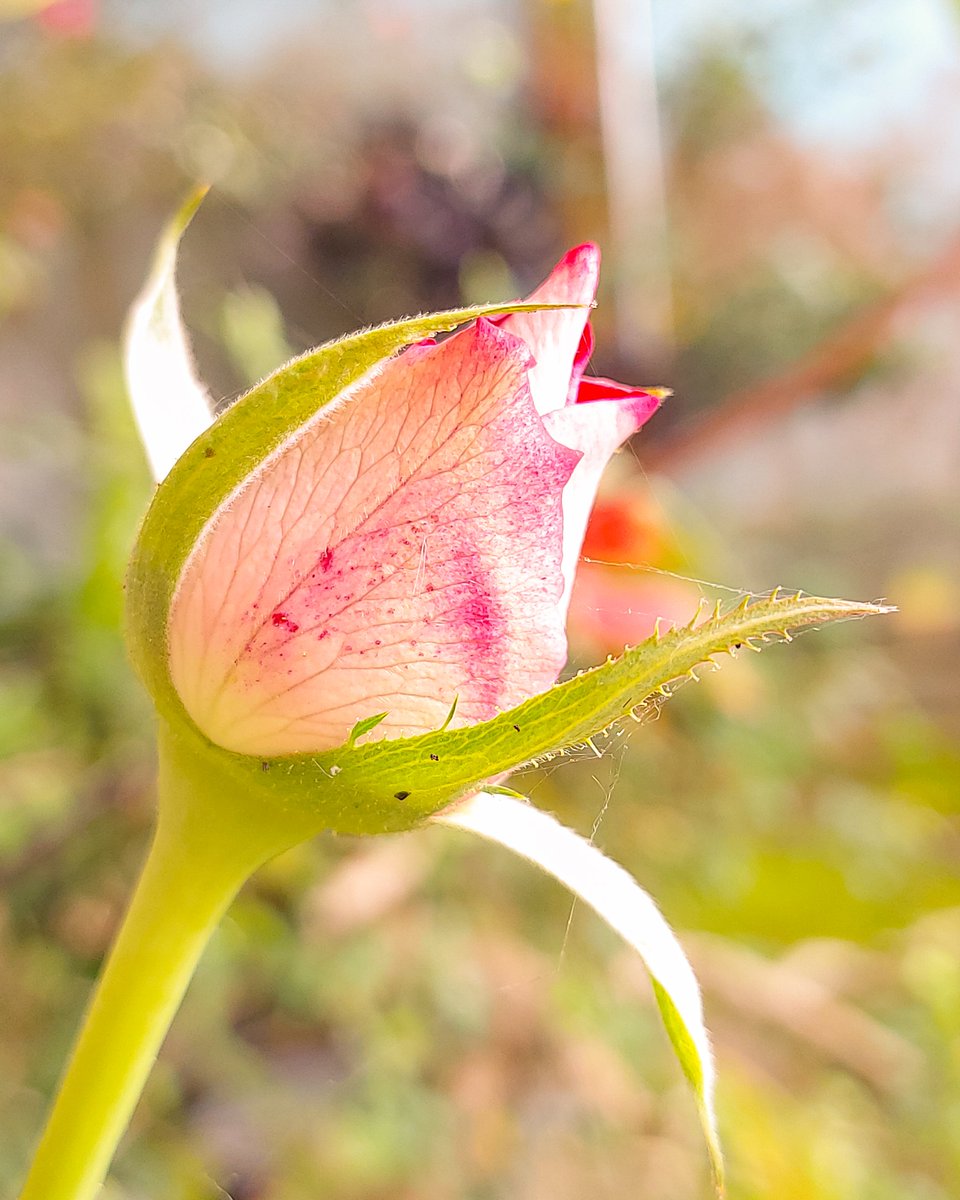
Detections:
[569, 321, 596, 402]
[495, 243, 600, 415]
[168, 320, 580, 756]
[543, 390, 663, 613]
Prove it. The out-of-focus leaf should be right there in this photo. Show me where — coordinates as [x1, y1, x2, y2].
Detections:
[220, 285, 292, 387]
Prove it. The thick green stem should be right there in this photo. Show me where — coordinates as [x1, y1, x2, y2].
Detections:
[18, 725, 315, 1200]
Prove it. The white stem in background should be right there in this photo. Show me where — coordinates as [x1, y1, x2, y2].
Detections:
[593, 0, 673, 361]
[434, 790, 723, 1193]
[123, 190, 214, 483]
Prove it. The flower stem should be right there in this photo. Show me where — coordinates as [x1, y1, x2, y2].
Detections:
[18, 725, 313, 1200]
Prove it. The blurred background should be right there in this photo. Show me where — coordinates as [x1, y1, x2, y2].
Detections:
[1, 1, 959, 1197]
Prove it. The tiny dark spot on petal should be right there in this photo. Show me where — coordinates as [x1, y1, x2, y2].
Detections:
[260, 761, 271, 772]
[429, 753, 439, 761]
[513, 724, 521, 732]
[394, 790, 410, 801]
[204, 446, 215, 458]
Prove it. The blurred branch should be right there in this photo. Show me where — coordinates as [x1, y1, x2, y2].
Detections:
[646, 231, 960, 473]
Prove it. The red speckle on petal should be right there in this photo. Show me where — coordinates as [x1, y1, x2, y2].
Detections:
[319, 548, 333, 570]
[271, 611, 300, 633]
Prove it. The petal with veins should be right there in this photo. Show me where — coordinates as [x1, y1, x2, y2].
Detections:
[168, 320, 580, 756]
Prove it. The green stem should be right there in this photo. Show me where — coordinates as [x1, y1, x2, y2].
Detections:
[18, 725, 315, 1200]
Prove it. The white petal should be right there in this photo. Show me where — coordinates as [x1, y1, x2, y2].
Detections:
[434, 790, 723, 1192]
[123, 189, 214, 483]
[543, 391, 660, 615]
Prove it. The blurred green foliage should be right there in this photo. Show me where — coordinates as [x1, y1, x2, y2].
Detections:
[2, 7, 959, 1200]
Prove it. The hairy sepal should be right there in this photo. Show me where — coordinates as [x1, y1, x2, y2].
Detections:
[156, 591, 890, 838]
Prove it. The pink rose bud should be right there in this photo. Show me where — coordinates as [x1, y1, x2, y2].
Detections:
[167, 245, 661, 756]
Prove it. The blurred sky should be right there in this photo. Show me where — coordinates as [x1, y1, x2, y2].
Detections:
[110, 0, 514, 69]
[659, 0, 960, 145]
[110, 0, 960, 146]
[102, 0, 960, 248]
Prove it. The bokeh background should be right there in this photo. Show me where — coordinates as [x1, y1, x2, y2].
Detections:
[2, 1, 960, 1197]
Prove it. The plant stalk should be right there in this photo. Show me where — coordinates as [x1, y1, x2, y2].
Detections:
[18, 725, 310, 1200]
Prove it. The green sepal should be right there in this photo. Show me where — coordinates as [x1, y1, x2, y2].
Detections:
[156, 591, 890, 839]
[651, 979, 724, 1193]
